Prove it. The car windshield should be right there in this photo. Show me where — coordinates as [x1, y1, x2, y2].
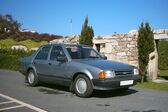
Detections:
[65, 45, 101, 59]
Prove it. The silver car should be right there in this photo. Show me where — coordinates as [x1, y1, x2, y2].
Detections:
[19, 44, 141, 97]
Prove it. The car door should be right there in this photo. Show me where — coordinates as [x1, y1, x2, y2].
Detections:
[33, 45, 51, 77]
[48, 45, 70, 85]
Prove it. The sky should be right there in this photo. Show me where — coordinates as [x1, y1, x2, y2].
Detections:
[0, 0, 168, 36]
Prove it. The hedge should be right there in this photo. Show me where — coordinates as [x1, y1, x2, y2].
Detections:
[0, 49, 33, 71]
[158, 41, 168, 70]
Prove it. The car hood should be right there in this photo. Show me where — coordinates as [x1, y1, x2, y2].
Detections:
[75, 59, 135, 71]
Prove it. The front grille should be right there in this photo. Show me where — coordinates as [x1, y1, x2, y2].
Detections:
[115, 70, 133, 76]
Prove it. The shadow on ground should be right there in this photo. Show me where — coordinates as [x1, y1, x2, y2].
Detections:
[27, 82, 138, 98]
[92, 89, 138, 98]
[159, 76, 168, 80]
[38, 83, 70, 95]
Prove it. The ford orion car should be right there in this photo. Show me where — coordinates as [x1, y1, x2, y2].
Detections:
[19, 44, 141, 97]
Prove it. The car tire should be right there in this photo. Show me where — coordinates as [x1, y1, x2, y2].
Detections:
[74, 75, 93, 98]
[27, 69, 39, 86]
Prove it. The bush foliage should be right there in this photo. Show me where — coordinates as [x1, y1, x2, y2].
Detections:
[0, 49, 33, 70]
[158, 41, 168, 70]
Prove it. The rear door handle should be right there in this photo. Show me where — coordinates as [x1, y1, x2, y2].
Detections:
[48, 63, 52, 65]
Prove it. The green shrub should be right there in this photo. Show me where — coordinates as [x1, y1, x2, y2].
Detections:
[0, 48, 33, 71]
[0, 54, 20, 70]
[159, 41, 168, 70]
[137, 22, 155, 78]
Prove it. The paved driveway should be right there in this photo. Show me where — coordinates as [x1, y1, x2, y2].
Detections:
[0, 70, 168, 112]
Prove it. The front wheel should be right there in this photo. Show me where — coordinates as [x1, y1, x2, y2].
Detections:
[74, 75, 93, 98]
[27, 69, 39, 86]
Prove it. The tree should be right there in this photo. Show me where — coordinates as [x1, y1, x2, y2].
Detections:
[137, 22, 155, 81]
[0, 14, 21, 33]
[79, 16, 94, 46]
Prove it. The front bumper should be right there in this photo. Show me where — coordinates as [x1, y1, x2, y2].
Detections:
[92, 75, 141, 90]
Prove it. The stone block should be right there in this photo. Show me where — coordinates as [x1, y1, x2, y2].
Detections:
[111, 42, 118, 46]
[127, 44, 135, 48]
[105, 43, 112, 53]
[130, 41, 136, 45]
[127, 38, 133, 41]
[117, 52, 127, 57]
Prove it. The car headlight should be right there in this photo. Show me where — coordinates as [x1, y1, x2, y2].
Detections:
[98, 70, 115, 79]
[134, 68, 139, 75]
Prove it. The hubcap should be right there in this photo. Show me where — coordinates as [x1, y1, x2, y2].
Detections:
[28, 72, 35, 84]
[76, 78, 87, 94]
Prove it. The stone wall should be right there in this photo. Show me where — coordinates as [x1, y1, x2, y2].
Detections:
[93, 32, 139, 66]
[93, 29, 168, 68]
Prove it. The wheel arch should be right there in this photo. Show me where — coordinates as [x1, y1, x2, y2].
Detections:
[26, 65, 36, 75]
[72, 71, 93, 82]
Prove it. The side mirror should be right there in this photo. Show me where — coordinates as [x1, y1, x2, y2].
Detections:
[57, 56, 67, 62]
[101, 54, 107, 60]
[103, 56, 107, 60]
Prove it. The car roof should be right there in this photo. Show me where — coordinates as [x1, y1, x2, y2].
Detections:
[42, 43, 91, 47]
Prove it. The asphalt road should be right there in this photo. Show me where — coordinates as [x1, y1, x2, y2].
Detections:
[0, 70, 168, 112]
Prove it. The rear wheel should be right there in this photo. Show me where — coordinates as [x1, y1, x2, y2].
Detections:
[74, 75, 93, 98]
[27, 69, 39, 86]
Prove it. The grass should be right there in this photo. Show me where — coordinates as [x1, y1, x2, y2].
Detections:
[0, 38, 48, 49]
[136, 81, 168, 91]
[136, 70, 168, 91]
[158, 70, 168, 80]
[0, 39, 16, 48]
[18, 39, 48, 49]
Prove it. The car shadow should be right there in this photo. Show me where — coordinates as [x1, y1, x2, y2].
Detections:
[26, 83, 70, 95]
[40, 83, 71, 95]
[25, 82, 138, 97]
[92, 88, 138, 98]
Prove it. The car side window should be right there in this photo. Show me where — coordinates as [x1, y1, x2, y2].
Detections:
[50, 46, 65, 61]
[35, 46, 51, 60]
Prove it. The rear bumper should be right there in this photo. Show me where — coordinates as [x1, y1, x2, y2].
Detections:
[92, 75, 141, 90]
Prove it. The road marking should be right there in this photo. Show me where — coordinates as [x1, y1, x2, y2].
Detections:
[0, 105, 24, 111]
[0, 100, 14, 105]
[0, 93, 47, 112]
